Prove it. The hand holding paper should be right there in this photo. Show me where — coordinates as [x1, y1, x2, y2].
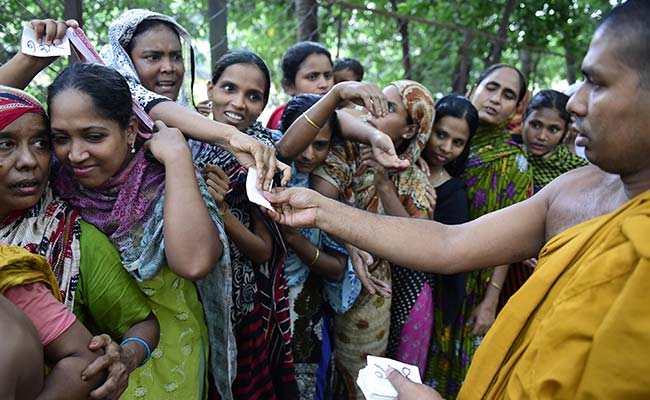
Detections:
[21, 25, 71, 57]
[356, 355, 422, 400]
[246, 168, 275, 211]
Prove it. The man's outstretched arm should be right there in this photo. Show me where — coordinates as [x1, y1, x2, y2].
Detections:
[265, 187, 548, 274]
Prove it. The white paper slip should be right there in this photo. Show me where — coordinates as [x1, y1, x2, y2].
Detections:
[21, 26, 71, 57]
[246, 167, 274, 211]
[356, 355, 422, 400]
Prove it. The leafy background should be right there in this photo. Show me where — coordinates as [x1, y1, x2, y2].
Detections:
[0, 0, 619, 111]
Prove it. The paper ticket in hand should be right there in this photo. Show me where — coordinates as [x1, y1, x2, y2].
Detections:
[246, 168, 274, 211]
[356, 355, 422, 400]
[21, 26, 71, 57]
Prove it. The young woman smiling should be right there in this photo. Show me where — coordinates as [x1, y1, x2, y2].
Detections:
[46, 63, 231, 400]
[192, 50, 299, 399]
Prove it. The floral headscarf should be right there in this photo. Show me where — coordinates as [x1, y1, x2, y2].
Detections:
[389, 80, 435, 165]
[100, 8, 195, 108]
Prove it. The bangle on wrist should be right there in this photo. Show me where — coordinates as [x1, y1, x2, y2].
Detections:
[488, 280, 501, 291]
[309, 247, 321, 266]
[121, 337, 151, 367]
[303, 113, 322, 130]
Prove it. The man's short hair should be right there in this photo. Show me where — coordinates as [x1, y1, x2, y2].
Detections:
[599, 0, 650, 89]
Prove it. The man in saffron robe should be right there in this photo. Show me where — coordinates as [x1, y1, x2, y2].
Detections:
[263, 1, 650, 398]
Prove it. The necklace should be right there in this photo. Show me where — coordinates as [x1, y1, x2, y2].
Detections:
[428, 166, 450, 187]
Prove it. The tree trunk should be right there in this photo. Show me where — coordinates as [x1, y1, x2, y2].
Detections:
[390, 0, 411, 79]
[484, 0, 516, 68]
[452, 30, 473, 94]
[564, 45, 577, 84]
[295, 0, 319, 42]
[64, 0, 83, 26]
[520, 48, 532, 83]
[208, 0, 228, 70]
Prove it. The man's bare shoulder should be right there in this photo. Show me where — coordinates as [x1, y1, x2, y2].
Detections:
[542, 164, 623, 240]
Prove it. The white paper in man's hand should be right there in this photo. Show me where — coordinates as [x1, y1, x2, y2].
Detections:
[21, 25, 71, 57]
[246, 168, 274, 211]
[356, 355, 422, 400]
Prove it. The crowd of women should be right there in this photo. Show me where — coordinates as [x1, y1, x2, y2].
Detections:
[0, 8, 589, 400]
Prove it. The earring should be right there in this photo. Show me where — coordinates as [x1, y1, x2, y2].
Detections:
[130, 142, 136, 154]
[401, 133, 410, 139]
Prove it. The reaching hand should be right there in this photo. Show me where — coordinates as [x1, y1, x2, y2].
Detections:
[143, 121, 191, 165]
[263, 187, 325, 228]
[82, 334, 133, 400]
[359, 145, 392, 188]
[28, 18, 79, 46]
[204, 164, 230, 212]
[333, 81, 388, 117]
[346, 244, 391, 298]
[368, 130, 411, 171]
[226, 130, 291, 189]
[386, 368, 444, 400]
[196, 99, 212, 117]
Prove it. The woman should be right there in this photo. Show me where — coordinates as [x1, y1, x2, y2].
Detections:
[420, 96, 478, 398]
[277, 93, 361, 399]
[46, 63, 231, 400]
[447, 64, 532, 396]
[101, 9, 289, 190]
[267, 41, 334, 130]
[521, 89, 588, 192]
[193, 50, 298, 399]
[0, 84, 158, 399]
[497, 90, 590, 310]
[282, 80, 432, 399]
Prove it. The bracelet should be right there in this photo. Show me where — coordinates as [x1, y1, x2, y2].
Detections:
[121, 337, 151, 368]
[309, 247, 320, 266]
[303, 113, 322, 130]
[489, 280, 502, 291]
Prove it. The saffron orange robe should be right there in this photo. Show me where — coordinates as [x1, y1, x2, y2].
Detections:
[459, 190, 650, 399]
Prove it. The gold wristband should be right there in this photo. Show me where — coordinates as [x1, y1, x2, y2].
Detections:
[489, 280, 501, 291]
[309, 247, 320, 266]
[303, 113, 322, 130]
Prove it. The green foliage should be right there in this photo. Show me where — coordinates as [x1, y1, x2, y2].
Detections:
[0, 0, 615, 103]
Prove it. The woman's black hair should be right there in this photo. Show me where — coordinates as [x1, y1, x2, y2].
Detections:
[125, 19, 179, 56]
[48, 63, 134, 130]
[280, 41, 332, 87]
[434, 94, 479, 177]
[522, 89, 571, 139]
[211, 50, 272, 107]
[475, 64, 528, 105]
[278, 93, 340, 138]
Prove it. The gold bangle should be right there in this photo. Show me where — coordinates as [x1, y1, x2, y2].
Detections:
[309, 247, 320, 266]
[303, 113, 322, 130]
[489, 280, 501, 291]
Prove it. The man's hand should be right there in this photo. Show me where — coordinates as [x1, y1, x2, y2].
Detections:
[387, 367, 444, 400]
[263, 187, 324, 228]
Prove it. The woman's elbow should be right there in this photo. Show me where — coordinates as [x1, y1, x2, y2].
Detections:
[171, 247, 222, 281]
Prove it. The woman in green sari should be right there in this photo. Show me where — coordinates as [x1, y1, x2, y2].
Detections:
[520, 89, 589, 192]
[425, 64, 532, 398]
